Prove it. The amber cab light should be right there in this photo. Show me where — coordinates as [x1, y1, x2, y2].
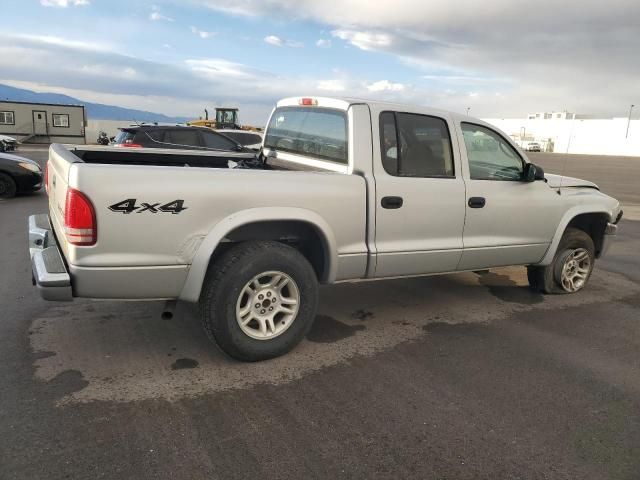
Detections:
[64, 188, 97, 246]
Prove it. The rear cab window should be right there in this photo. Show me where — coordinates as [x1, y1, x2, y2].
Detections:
[264, 107, 348, 165]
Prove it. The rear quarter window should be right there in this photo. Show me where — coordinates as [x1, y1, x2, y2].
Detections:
[264, 107, 348, 164]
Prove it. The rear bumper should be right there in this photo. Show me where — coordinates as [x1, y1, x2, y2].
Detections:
[29, 214, 72, 301]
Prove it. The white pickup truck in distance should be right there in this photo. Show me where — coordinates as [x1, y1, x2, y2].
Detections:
[30, 96, 623, 361]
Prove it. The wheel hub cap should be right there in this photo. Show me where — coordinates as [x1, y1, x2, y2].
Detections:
[559, 248, 591, 293]
[236, 271, 300, 340]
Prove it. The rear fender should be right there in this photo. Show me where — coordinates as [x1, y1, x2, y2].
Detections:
[179, 207, 338, 302]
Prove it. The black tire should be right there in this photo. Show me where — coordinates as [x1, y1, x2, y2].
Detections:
[0, 172, 17, 199]
[199, 241, 319, 361]
[527, 227, 595, 294]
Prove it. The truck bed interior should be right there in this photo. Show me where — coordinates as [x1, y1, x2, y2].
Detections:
[65, 146, 325, 172]
[68, 147, 241, 168]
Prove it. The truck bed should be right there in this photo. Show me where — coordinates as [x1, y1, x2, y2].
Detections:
[44, 143, 368, 299]
[67, 145, 255, 168]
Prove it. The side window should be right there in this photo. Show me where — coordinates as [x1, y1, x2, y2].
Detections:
[461, 123, 524, 181]
[141, 130, 164, 143]
[165, 129, 202, 147]
[52, 114, 70, 128]
[201, 131, 237, 150]
[0, 111, 15, 125]
[379, 111, 454, 177]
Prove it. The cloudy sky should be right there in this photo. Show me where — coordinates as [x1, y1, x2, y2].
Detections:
[1, 0, 638, 124]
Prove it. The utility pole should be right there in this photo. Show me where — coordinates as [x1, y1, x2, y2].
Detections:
[626, 104, 635, 139]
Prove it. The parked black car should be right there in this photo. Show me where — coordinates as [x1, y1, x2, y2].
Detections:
[0, 152, 43, 198]
[113, 125, 248, 152]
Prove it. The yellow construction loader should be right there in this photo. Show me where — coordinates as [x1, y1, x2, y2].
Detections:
[187, 108, 262, 132]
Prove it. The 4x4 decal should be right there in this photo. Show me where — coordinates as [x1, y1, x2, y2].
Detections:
[108, 199, 187, 214]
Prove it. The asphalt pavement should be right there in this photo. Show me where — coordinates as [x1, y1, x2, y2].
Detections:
[1, 148, 639, 479]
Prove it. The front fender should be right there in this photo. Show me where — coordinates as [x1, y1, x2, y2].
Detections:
[537, 203, 616, 266]
[179, 207, 338, 302]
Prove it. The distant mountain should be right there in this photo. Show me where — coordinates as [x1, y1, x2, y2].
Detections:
[0, 84, 190, 123]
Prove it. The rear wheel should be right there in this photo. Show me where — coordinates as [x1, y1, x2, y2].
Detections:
[0, 172, 17, 198]
[527, 228, 595, 294]
[199, 241, 319, 361]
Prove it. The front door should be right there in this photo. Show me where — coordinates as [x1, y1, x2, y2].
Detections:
[373, 110, 466, 278]
[457, 122, 564, 270]
[32, 111, 47, 135]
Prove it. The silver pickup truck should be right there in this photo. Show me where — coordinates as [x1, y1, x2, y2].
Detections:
[29, 96, 623, 361]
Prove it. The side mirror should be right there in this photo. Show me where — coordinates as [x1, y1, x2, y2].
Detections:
[523, 163, 544, 182]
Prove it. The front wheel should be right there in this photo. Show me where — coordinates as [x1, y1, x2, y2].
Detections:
[199, 241, 319, 361]
[0, 172, 17, 199]
[527, 228, 595, 294]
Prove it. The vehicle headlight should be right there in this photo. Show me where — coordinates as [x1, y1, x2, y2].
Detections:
[18, 162, 42, 173]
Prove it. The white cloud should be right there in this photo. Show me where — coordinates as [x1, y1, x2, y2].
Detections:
[190, 0, 640, 118]
[366, 80, 405, 92]
[41, 0, 89, 6]
[10, 33, 111, 52]
[264, 35, 284, 47]
[332, 29, 392, 51]
[150, 6, 174, 22]
[185, 58, 262, 80]
[316, 39, 331, 48]
[317, 79, 346, 92]
[264, 35, 303, 47]
[190, 26, 216, 38]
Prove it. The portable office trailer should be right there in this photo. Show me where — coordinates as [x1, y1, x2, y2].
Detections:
[0, 100, 86, 145]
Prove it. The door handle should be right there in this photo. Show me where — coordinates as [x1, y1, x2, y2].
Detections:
[381, 196, 403, 209]
[468, 197, 486, 208]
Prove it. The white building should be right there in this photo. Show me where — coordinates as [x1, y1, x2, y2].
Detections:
[0, 100, 86, 144]
[485, 112, 640, 156]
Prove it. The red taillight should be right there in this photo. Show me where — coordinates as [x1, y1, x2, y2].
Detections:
[299, 97, 317, 106]
[44, 161, 49, 194]
[120, 143, 142, 148]
[64, 188, 97, 246]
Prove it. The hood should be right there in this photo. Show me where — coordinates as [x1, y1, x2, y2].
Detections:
[544, 173, 598, 190]
[0, 135, 17, 142]
[0, 152, 40, 167]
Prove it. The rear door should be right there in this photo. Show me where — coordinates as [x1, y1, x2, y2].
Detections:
[456, 122, 563, 270]
[373, 109, 466, 277]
